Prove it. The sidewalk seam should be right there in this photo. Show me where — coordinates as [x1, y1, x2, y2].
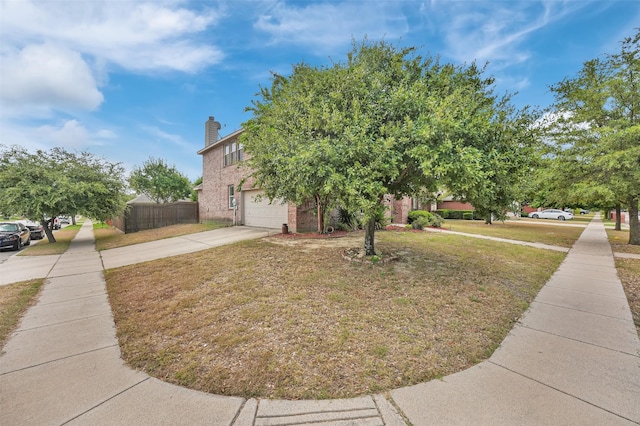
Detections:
[0, 343, 120, 376]
[518, 323, 640, 358]
[59, 377, 151, 426]
[487, 361, 639, 424]
[10, 312, 112, 333]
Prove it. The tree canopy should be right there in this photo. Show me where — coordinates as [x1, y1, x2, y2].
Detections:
[128, 157, 193, 204]
[545, 29, 639, 244]
[0, 145, 128, 242]
[242, 40, 535, 254]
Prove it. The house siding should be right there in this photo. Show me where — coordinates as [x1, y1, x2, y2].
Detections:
[199, 132, 248, 224]
[198, 126, 316, 232]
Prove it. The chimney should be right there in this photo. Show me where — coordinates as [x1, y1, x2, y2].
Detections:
[205, 116, 221, 146]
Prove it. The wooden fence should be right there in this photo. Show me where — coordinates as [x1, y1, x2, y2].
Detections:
[112, 202, 199, 234]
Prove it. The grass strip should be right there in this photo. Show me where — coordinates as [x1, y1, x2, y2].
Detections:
[94, 222, 229, 251]
[439, 220, 584, 247]
[18, 226, 81, 256]
[0, 279, 44, 348]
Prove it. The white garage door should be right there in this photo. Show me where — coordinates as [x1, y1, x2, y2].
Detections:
[242, 190, 288, 229]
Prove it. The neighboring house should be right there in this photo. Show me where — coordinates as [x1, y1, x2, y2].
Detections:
[197, 117, 316, 232]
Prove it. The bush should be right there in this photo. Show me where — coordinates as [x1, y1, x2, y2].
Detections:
[408, 211, 444, 229]
[411, 216, 430, 230]
[435, 209, 475, 220]
[408, 210, 430, 223]
[463, 212, 474, 220]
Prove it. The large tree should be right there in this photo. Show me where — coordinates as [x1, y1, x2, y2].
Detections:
[0, 145, 128, 242]
[242, 40, 529, 255]
[128, 157, 192, 204]
[548, 30, 640, 244]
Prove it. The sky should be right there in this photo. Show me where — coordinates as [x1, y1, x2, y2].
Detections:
[1, 0, 639, 182]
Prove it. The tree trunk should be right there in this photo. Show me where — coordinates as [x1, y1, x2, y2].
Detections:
[364, 218, 376, 256]
[315, 195, 324, 233]
[43, 219, 56, 243]
[485, 213, 492, 224]
[615, 204, 622, 231]
[629, 198, 639, 245]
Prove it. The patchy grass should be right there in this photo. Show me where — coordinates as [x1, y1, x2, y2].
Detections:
[18, 226, 81, 256]
[0, 279, 44, 349]
[606, 229, 640, 255]
[105, 230, 565, 400]
[616, 258, 640, 336]
[94, 222, 229, 251]
[440, 220, 584, 248]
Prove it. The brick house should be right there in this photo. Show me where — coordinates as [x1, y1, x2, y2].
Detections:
[197, 117, 317, 232]
[197, 116, 493, 230]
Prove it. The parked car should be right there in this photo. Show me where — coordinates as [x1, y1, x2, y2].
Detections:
[0, 222, 31, 250]
[579, 209, 589, 214]
[17, 220, 45, 239]
[529, 209, 574, 221]
[59, 216, 71, 224]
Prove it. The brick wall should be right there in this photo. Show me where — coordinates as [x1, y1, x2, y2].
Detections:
[199, 134, 252, 223]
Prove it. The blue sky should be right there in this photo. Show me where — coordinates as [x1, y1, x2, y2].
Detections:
[1, 1, 638, 181]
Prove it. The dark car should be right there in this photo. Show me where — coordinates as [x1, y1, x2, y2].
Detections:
[18, 220, 45, 239]
[0, 222, 31, 250]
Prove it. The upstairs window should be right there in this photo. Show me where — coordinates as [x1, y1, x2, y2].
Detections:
[224, 141, 243, 166]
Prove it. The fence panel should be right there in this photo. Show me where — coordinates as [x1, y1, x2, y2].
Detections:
[114, 202, 199, 233]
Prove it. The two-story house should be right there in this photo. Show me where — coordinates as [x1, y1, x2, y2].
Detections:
[197, 117, 317, 232]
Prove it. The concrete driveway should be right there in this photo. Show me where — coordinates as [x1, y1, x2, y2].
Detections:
[99, 226, 276, 270]
[0, 227, 274, 286]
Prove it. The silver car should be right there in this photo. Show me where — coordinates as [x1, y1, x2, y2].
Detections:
[528, 209, 574, 221]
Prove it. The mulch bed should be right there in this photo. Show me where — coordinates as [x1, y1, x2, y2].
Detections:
[270, 230, 350, 239]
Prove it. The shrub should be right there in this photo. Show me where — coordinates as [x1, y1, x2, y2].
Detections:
[409, 211, 444, 229]
[435, 209, 474, 220]
[411, 216, 430, 230]
[463, 212, 474, 220]
[337, 207, 361, 231]
[408, 210, 430, 224]
[429, 213, 444, 228]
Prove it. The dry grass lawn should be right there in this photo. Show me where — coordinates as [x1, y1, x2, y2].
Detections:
[0, 279, 44, 348]
[607, 229, 640, 255]
[106, 230, 566, 400]
[617, 258, 640, 336]
[441, 220, 585, 247]
[19, 226, 81, 256]
[94, 222, 228, 251]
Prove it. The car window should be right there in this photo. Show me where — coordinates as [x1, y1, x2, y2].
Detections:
[0, 223, 19, 232]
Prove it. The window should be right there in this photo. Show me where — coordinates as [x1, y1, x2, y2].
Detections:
[224, 141, 243, 166]
[228, 185, 235, 209]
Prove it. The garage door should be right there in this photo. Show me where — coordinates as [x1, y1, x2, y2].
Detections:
[242, 190, 288, 229]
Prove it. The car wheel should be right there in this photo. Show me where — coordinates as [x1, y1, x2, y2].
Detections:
[25, 237, 31, 246]
[558, 216, 566, 221]
[14, 239, 23, 251]
[531, 214, 539, 219]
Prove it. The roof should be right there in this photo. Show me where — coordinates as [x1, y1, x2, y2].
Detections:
[127, 193, 156, 204]
[197, 128, 245, 155]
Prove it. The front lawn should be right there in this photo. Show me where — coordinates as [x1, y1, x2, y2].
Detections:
[105, 230, 566, 400]
[94, 222, 229, 251]
[439, 220, 585, 248]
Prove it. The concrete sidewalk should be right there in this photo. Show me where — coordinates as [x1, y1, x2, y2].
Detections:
[1, 216, 638, 425]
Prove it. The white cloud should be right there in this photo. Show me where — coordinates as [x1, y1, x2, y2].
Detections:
[254, 1, 409, 54]
[141, 125, 196, 150]
[421, 1, 585, 68]
[0, 118, 117, 152]
[0, 43, 103, 113]
[0, 0, 224, 73]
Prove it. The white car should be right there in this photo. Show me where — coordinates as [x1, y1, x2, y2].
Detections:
[529, 209, 574, 221]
